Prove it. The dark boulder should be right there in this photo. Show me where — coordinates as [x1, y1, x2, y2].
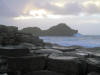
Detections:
[15, 32, 44, 46]
[0, 25, 18, 45]
[33, 49, 63, 55]
[63, 51, 89, 58]
[47, 53, 81, 75]
[7, 71, 21, 75]
[0, 46, 29, 56]
[86, 58, 100, 73]
[7, 54, 47, 72]
[20, 43, 38, 50]
[92, 53, 100, 58]
[52, 45, 76, 52]
[23, 70, 65, 75]
[87, 72, 100, 75]
[0, 56, 7, 73]
[0, 25, 8, 33]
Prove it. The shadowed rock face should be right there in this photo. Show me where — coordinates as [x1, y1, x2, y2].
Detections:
[88, 72, 100, 75]
[47, 53, 81, 75]
[7, 55, 47, 71]
[0, 25, 18, 45]
[86, 58, 100, 73]
[23, 70, 65, 75]
[21, 23, 78, 36]
[0, 25, 44, 57]
[1, 25, 100, 75]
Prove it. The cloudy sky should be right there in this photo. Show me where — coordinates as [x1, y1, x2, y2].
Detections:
[0, 0, 100, 35]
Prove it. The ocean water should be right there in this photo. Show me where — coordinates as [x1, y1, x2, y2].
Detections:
[40, 35, 100, 48]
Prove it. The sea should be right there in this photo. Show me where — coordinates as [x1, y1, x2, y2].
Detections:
[40, 35, 100, 48]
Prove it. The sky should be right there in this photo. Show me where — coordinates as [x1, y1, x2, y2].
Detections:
[0, 0, 100, 35]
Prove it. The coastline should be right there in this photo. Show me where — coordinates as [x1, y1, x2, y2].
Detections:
[0, 43, 100, 75]
[40, 35, 100, 48]
[0, 25, 100, 75]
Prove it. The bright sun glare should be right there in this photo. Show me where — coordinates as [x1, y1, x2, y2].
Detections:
[29, 9, 48, 18]
[83, 0, 100, 7]
[14, 9, 61, 20]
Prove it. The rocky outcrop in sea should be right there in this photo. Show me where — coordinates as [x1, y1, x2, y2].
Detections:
[0, 25, 100, 75]
[21, 23, 78, 36]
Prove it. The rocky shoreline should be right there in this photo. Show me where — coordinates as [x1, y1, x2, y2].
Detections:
[0, 25, 100, 75]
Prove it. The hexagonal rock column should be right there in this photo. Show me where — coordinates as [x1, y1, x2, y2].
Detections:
[92, 53, 100, 58]
[46, 53, 81, 75]
[0, 46, 29, 57]
[52, 46, 76, 52]
[23, 70, 65, 75]
[87, 72, 100, 75]
[7, 54, 47, 74]
[86, 58, 100, 74]
[63, 52, 88, 75]
[63, 51, 89, 58]
[0, 56, 7, 74]
[7, 71, 21, 75]
[34, 49, 63, 55]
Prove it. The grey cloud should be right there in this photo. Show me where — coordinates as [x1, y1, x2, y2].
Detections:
[0, 0, 100, 18]
[31, 0, 82, 15]
[64, 2, 83, 15]
[32, 0, 100, 15]
[0, 0, 32, 17]
[0, 0, 15, 17]
[84, 4, 100, 14]
[52, 2, 83, 15]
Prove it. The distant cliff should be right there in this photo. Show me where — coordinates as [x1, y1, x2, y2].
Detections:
[21, 23, 78, 36]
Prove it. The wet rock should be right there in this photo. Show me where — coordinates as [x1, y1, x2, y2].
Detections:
[44, 43, 53, 49]
[47, 53, 81, 75]
[67, 45, 85, 49]
[0, 46, 29, 56]
[33, 49, 63, 55]
[75, 49, 96, 58]
[0, 57, 7, 74]
[0, 36, 3, 45]
[7, 71, 21, 75]
[86, 58, 100, 73]
[85, 48, 100, 58]
[0, 25, 18, 45]
[77, 48, 100, 58]
[90, 53, 100, 59]
[0, 73, 8, 75]
[7, 55, 47, 72]
[20, 43, 37, 49]
[63, 51, 89, 58]
[87, 72, 100, 75]
[23, 70, 65, 75]
[52, 45, 76, 52]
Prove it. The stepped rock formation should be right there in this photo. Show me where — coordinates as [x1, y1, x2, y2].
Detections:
[21, 23, 78, 36]
[0, 24, 44, 57]
[0, 25, 100, 75]
[0, 25, 44, 47]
